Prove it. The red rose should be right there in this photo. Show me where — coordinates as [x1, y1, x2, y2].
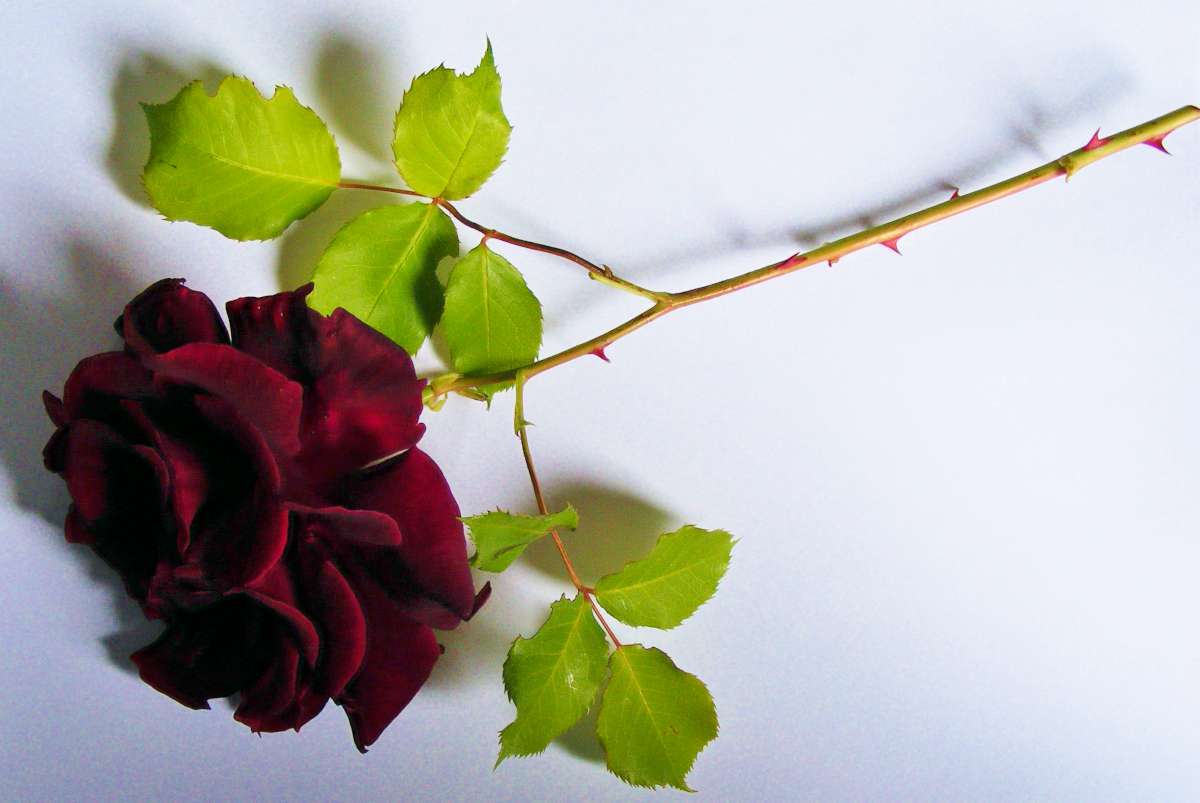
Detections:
[41, 279, 488, 750]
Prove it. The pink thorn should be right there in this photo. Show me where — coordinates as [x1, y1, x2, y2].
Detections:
[590, 347, 610, 363]
[775, 253, 804, 270]
[1144, 135, 1171, 154]
[1083, 128, 1109, 151]
[949, 188, 960, 200]
[881, 238, 902, 255]
[827, 257, 840, 267]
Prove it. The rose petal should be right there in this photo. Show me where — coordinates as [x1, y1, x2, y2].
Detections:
[120, 401, 210, 555]
[131, 597, 269, 709]
[335, 577, 440, 752]
[288, 504, 403, 547]
[157, 395, 289, 591]
[228, 286, 425, 483]
[150, 343, 303, 457]
[225, 284, 320, 381]
[62, 352, 155, 422]
[334, 448, 477, 625]
[293, 553, 367, 698]
[233, 640, 303, 732]
[117, 278, 230, 358]
[238, 563, 320, 668]
[43, 391, 66, 427]
[63, 505, 93, 545]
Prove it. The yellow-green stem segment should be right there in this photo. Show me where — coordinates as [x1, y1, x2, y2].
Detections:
[428, 105, 1198, 401]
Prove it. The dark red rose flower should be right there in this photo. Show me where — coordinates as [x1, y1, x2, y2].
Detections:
[42, 279, 489, 751]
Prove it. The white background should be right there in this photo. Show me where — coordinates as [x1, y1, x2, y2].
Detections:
[2, 1, 1198, 800]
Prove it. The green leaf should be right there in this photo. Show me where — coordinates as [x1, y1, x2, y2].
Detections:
[142, 76, 340, 241]
[308, 203, 458, 354]
[392, 42, 512, 199]
[464, 505, 579, 573]
[596, 645, 717, 791]
[594, 526, 734, 630]
[498, 594, 609, 765]
[440, 244, 542, 383]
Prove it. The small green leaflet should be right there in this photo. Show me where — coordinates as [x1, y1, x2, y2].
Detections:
[498, 594, 608, 764]
[440, 244, 542, 382]
[392, 43, 512, 199]
[463, 505, 579, 573]
[594, 526, 734, 630]
[596, 645, 717, 791]
[308, 203, 458, 354]
[142, 76, 340, 241]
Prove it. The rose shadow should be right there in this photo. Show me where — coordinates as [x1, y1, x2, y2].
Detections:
[0, 234, 167, 675]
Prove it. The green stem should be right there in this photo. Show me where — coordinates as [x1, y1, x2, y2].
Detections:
[514, 373, 623, 647]
[430, 104, 1199, 400]
[336, 179, 664, 302]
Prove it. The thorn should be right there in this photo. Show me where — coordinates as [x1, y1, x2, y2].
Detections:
[590, 347, 610, 363]
[827, 257, 839, 267]
[880, 237, 902, 255]
[1083, 128, 1109, 151]
[949, 188, 960, 200]
[1144, 134, 1171, 154]
[775, 253, 806, 270]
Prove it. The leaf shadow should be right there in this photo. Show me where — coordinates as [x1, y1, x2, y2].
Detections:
[554, 694, 606, 765]
[276, 185, 411, 291]
[521, 480, 672, 584]
[0, 232, 166, 675]
[106, 52, 229, 208]
[312, 32, 407, 165]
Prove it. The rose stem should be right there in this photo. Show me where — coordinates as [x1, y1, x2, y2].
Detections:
[514, 373, 623, 647]
[335, 182, 664, 302]
[420, 104, 1199, 400]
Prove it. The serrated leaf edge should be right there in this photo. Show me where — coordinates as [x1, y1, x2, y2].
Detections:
[594, 526, 736, 630]
[496, 594, 607, 766]
[596, 645, 719, 792]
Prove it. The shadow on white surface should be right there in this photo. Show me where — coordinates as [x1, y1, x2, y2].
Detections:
[0, 233, 165, 674]
[106, 52, 230, 208]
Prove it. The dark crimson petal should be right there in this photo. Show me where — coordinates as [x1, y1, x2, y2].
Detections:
[335, 576, 440, 752]
[233, 640, 302, 733]
[59, 420, 161, 523]
[288, 504, 403, 547]
[335, 448, 477, 625]
[130, 597, 270, 709]
[183, 394, 288, 588]
[238, 562, 320, 668]
[298, 309, 426, 482]
[62, 351, 155, 422]
[43, 391, 66, 427]
[117, 278, 229, 358]
[228, 285, 425, 483]
[64, 506, 93, 545]
[149, 343, 303, 457]
[291, 551, 367, 698]
[120, 401, 210, 555]
[226, 284, 319, 381]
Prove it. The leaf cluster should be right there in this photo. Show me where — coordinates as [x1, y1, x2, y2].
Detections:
[140, 44, 734, 791]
